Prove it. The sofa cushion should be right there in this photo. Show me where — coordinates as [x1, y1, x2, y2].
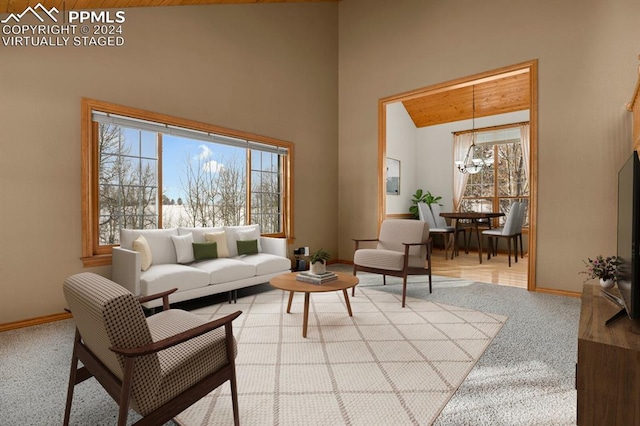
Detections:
[204, 232, 230, 258]
[133, 236, 153, 271]
[237, 253, 291, 276]
[140, 264, 210, 296]
[237, 239, 259, 256]
[178, 226, 224, 243]
[225, 225, 262, 257]
[193, 242, 218, 261]
[171, 233, 195, 264]
[191, 258, 256, 285]
[121, 228, 179, 265]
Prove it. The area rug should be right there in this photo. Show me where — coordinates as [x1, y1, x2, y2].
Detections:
[174, 286, 507, 426]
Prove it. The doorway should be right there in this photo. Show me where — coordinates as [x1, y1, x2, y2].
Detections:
[378, 60, 538, 291]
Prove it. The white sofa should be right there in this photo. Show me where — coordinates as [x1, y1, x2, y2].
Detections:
[111, 225, 290, 308]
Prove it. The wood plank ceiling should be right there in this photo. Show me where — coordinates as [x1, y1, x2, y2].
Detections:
[402, 69, 531, 128]
[1, 0, 338, 14]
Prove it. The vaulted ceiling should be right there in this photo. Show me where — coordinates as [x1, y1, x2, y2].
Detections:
[402, 69, 531, 128]
[2, 0, 527, 128]
[1, 0, 338, 14]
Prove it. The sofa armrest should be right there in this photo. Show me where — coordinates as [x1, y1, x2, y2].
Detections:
[260, 236, 287, 258]
[112, 247, 141, 296]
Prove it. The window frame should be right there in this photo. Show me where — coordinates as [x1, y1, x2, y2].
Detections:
[458, 125, 529, 229]
[81, 98, 294, 267]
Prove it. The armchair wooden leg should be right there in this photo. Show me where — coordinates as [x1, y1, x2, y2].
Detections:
[507, 239, 512, 267]
[63, 331, 82, 426]
[352, 265, 357, 296]
[401, 275, 408, 308]
[383, 275, 386, 286]
[118, 358, 135, 426]
[230, 371, 240, 426]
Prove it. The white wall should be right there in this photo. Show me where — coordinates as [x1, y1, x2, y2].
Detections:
[385, 102, 417, 214]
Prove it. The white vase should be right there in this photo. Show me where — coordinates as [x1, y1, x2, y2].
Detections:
[599, 278, 615, 289]
[310, 261, 326, 275]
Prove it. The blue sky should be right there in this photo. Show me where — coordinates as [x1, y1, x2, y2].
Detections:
[162, 135, 244, 201]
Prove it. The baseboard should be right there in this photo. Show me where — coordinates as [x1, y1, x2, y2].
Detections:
[535, 287, 581, 298]
[0, 312, 72, 333]
[328, 260, 353, 265]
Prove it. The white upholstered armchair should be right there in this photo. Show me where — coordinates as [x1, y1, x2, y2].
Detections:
[63, 272, 241, 426]
[352, 219, 432, 307]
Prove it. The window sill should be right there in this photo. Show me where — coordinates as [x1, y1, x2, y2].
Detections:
[81, 254, 112, 268]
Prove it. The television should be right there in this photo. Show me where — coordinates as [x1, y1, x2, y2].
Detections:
[612, 150, 640, 326]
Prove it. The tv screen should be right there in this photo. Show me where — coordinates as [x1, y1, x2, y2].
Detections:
[617, 151, 640, 319]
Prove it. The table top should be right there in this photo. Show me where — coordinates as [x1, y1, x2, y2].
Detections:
[440, 211, 505, 219]
[270, 271, 359, 293]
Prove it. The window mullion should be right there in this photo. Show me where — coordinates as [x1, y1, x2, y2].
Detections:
[246, 149, 252, 226]
[158, 132, 163, 229]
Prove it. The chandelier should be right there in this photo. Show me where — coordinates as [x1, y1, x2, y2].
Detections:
[455, 86, 491, 174]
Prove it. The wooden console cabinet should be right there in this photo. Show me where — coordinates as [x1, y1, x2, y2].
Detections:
[577, 283, 640, 425]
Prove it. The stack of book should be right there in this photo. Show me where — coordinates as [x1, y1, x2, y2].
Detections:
[296, 271, 338, 284]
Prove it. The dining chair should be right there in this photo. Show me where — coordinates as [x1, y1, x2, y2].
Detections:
[417, 202, 455, 259]
[430, 203, 468, 258]
[482, 202, 521, 267]
[515, 201, 527, 260]
[63, 272, 241, 426]
[352, 219, 432, 307]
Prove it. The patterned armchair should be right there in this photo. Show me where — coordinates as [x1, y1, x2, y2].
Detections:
[352, 219, 432, 307]
[62, 272, 241, 426]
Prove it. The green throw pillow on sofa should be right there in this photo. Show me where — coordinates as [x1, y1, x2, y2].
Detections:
[192, 242, 218, 261]
[237, 239, 258, 255]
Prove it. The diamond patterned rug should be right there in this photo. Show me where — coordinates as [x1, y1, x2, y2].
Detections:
[174, 286, 507, 426]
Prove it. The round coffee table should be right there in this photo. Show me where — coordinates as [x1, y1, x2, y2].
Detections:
[270, 271, 359, 338]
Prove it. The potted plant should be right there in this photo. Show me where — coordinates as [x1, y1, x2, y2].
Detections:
[581, 255, 620, 289]
[409, 189, 442, 219]
[309, 249, 330, 275]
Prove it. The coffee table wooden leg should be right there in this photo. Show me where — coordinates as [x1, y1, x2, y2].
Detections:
[287, 291, 294, 313]
[302, 292, 310, 338]
[342, 289, 353, 317]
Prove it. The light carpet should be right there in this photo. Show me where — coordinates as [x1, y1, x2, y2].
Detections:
[174, 286, 507, 426]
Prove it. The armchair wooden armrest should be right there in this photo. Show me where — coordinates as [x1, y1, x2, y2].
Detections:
[402, 237, 433, 267]
[401, 236, 433, 248]
[137, 288, 177, 311]
[110, 310, 242, 357]
[353, 238, 379, 250]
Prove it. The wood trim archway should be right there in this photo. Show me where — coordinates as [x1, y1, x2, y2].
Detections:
[378, 59, 538, 292]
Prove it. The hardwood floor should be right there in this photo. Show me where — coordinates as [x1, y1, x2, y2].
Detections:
[430, 247, 528, 289]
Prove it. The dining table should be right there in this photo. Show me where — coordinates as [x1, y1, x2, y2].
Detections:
[439, 211, 505, 264]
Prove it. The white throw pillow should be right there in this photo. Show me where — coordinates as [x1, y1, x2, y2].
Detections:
[132, 235, 152, 271]
[237, 228, 262, 252]
[171, 233, 195, 264]
[225, 224, 261, 257]
[204, 231, 230, 258]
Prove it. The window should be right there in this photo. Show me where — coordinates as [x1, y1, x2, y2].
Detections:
[459, 125, 529, 227]
[81, 98, 293, 266]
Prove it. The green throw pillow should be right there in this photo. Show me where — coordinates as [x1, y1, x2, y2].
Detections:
[237, 239, 259, 255]
[192, 242, 218, 261]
